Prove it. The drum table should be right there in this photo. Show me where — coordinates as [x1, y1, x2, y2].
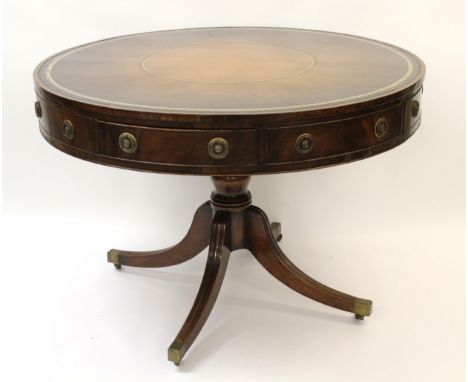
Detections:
[33, 27, 425, 365]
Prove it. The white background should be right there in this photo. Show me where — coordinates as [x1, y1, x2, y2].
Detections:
[1, 0, 465, 381]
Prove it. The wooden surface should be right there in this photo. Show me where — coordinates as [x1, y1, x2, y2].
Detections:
[107, 176, 372, 365]
[34, 27, 425, 175]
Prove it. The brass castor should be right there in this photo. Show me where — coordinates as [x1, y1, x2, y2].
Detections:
[355, 314, 365, 320]
[114, 263, 122, 270]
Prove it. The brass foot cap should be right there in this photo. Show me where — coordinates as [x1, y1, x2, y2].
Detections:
[168, 340, 186, 366]
[354, 298, 373, 317]
[107, 249, 120, 267]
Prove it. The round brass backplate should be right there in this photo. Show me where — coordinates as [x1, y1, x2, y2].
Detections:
[62, 120, 74, 140]
[118, 132, 138, 153]
[374, 117, 388, 138]
[208, 138, 229, 159]
[295, 133, 314, 154]
[411, 100, 420, 117]
[35, 101, 42, 118]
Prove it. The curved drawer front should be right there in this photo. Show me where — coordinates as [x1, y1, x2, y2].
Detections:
[403, 88, 423, 136]
[37, 100, 94, 153]
[95, 121, 258, 168]
[35, 88, 421, 175]
[262, 104, 404, 167]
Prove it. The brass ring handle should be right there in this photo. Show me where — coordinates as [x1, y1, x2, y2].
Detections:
[411, 100, 420, 117]
[295, 133, 313, 154]
[63, 120, 74, 140]
[119, 132, 138, 153]
[35, 101, 42, 118]
[374, 117, 388, 138]
[208, 137, 229, 159]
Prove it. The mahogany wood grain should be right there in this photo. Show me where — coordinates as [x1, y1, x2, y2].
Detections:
[107, 176, 372, 364]
[34, 27, 425, 175]
[168, 210, 231, 365]
[34, 28, 425, 365]
[245, 206, 371, 317]
[107, 201, 212, 268]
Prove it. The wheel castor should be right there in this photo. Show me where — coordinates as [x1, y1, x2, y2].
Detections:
[355, 314, 365, 320]
[114, 263, 122, 270]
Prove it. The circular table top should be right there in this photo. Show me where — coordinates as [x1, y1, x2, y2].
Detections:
[34, 27, 425, 175]
[35, 27, 423, 115]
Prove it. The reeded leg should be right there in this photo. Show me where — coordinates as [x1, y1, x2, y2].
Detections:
[246, 206, 372, 318]
[107, 201, 212, 268]
[168, 211, 231, 365]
